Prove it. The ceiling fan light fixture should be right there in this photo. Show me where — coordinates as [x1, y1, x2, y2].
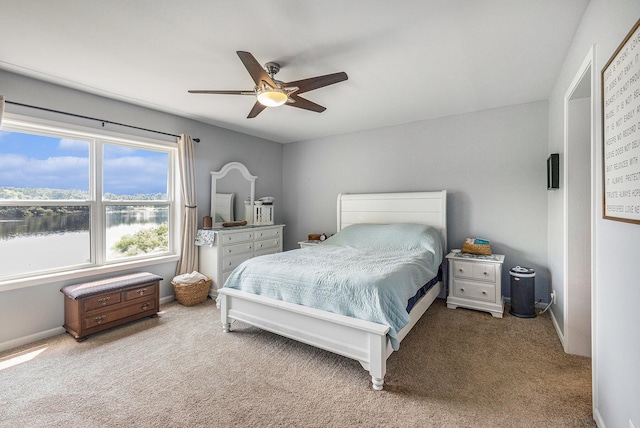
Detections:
[256, 88, 288, 107]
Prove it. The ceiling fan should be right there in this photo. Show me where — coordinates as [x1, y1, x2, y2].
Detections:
[188, 51, 348, 118]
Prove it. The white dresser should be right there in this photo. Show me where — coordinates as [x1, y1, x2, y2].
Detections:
[195, 224, 284, 297]
[446, 252, 505, 318]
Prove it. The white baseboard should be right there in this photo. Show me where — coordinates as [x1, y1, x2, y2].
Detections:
[1, 296, 176, 354]
[161, 295, 176, 305]
[0, 326, 65, 354]
[549, 307, 565, 350]
[593, 406, 605, 427]
[503, 297, 551, 309]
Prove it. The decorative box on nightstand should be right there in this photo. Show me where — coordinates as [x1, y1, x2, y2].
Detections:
[446, 251, 505, 318]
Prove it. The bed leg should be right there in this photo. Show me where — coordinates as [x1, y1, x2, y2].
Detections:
[219, 293, 231, 333]
[372, 377, 384, 391]
[369, 333, 386, 391]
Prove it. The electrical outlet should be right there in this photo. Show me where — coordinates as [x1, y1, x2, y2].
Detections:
[550, 290, 556, 305]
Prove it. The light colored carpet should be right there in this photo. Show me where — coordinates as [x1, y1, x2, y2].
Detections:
[0, 298, 594, 427]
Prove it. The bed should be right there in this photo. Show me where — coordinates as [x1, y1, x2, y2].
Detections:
[217, 191, 447, 390]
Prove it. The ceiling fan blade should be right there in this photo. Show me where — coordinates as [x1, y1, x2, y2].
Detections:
[247, 101, 268, 119]
[286, 94, 326, 113]
[188, 90, 255, 95]
[284, 72, 348, 95]
[236, 51, 278, 88]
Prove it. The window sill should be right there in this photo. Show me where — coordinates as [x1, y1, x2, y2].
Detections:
[0, 254, 180, 292]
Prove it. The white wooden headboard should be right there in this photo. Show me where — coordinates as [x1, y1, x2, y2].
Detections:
[337, 191, 447, 250]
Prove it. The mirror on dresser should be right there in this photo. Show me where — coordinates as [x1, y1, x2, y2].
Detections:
[197, 161, 284, 296]
[210, 162, 256, 225]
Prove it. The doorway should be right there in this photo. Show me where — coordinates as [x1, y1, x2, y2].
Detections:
[563, 49, 594, 357]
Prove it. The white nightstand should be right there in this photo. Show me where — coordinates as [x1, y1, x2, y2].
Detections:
[446, 251, 505, 318]
[298, 240, 321, 248]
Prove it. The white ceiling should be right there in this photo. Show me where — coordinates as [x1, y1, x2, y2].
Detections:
[0, 1, 589, 143]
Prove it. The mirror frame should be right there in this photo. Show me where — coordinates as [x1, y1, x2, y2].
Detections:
[210, 162, 256, 224]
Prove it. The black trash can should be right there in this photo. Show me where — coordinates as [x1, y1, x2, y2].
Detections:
[509, 266, 536, 318]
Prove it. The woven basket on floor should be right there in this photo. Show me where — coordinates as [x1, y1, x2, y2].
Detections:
[171, 278, 211, 306]
[462, 242, 492, 255]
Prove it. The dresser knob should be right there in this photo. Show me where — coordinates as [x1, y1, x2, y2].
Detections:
[460, 288, 465, 292]
[137, 288, 147, 295]
[94, 315, 106, 324]
[482, 291, 487, 295]
[458, 268, 464, 272]
[141, 303, 149, 310]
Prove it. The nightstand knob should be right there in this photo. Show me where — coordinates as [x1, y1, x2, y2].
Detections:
[458, 268, 464, 273]
[482, 291, 487, 295]
[460, 288, 465, 292]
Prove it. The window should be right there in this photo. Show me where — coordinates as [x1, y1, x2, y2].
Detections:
[0, 118, 178, 282]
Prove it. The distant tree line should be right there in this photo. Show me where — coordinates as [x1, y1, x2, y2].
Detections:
[1, 186, 166, 201]
[0, 187, 167, 219]
[0, 205, 88, 220]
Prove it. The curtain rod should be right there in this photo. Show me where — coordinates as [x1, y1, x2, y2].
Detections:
[4, 100, 200, 143]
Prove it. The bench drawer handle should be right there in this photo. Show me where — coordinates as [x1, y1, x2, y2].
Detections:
[98, 297, 111, 305]
[94, 315, 107, 324]
[141, 303, 150, 310]
[137, 288, 147, 295]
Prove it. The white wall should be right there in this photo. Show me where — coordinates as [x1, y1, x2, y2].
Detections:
[283, 101, 550, 301]
[547, 1, 640, 426]
[0, 71, 283, 351]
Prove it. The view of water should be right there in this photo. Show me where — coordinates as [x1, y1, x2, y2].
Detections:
[0, 206, 169, 278]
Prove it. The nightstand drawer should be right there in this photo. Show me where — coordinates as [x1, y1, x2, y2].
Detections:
[452, 279, 495, 302]
[452, 260, 496, 282]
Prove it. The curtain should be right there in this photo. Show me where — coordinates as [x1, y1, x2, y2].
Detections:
[0, 95, 5, 126]
[175, 134, 198, 275]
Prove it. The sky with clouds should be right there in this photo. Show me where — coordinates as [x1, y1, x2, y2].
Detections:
[0, 130, 168, 196]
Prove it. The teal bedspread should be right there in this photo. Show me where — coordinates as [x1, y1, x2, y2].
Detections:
[221, 223, 443, 350]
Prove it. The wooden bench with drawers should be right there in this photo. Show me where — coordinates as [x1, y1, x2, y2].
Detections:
[60, 272, 162, 341]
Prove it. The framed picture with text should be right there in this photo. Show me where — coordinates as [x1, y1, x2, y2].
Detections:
[602, 18, 640, 224]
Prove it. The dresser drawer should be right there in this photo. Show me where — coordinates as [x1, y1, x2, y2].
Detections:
[222, 241, 254, 257]
[221, 231, 255, 245]
[254, 227, 281, 240]
[124, 283, 157, 301]
[452, 279, 495, 302]
[83, 291, 122, 312]
[254, 237, 281, 253]
[222, 253, 253, 272]
[82, 298, 156, 330]
[452, 260, 496, 282]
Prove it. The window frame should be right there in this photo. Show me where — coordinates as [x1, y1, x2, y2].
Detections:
[0, 114, 181, 290]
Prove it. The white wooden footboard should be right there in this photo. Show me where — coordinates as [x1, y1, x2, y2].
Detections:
[218, 281, 441, 390]
[219, 288, 389, 389]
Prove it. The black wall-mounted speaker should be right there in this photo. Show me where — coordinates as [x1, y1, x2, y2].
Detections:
[547, 154, 559, 190]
